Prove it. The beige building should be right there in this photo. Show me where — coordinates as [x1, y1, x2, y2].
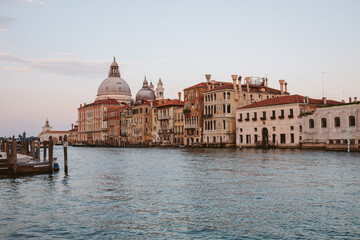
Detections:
[203, 75, 287, 146]
[235, 95, 339, 148]
[154, 95, 184, 146]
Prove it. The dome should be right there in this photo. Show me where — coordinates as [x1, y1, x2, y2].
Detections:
[136, 77, 156, 102]
[95, 58, 132, 104]
[97, 77, 131, 96]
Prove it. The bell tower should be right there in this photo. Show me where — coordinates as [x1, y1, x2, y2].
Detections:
[156, 78, 164, 100]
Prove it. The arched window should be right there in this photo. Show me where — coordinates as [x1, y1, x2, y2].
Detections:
[223, 92, 226, 99]
[227, 92, 230, 99]
[211, 94, 213, 101]
[321, 118, 327, 128]
[227, 104, 231, 113]
[214, 94, 216, 100]
[223, 104, 226, 113]
[309, 119, 314, 128]
[334, 117, 340, 127]
[349, 116, 356, 126]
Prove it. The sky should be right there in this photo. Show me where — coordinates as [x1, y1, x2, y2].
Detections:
[0, 0, 359, 136]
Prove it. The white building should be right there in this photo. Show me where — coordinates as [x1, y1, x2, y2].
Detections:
[301, 102, 360, 151]
[38, 119, 68, 144]
[235, 95, 340, 148]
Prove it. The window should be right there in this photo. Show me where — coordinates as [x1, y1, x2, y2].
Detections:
[334, 117, 340, 127]
[227, 92, 230, 99]
[280, 134, 286, 144]
[272, 134, 276, 143]
[254, 128, 257, 132]
[291, 133, 294, 143]
[238, 113, 242, 122]
[223, 104, 226, 113]
[321, 118, 327, 128]
[273, 127, 276, 131]
[223, 92, 226, 99]
[145, 108, 148, 114]
[261, 111, 266, 120]
[309, 119, 314, 128]
[214, 94, 216, 100]
[349, 116, 355, 126]
[246, 134, 251, 144]
[240, 128, 243, 132]
[271, 110, 276, 120]
[227, 104, 231, 113]
[288, 109, 294, 118]
[252, 112, 257, 121]
[239, 135, 243, 143]
[290, 126, 294, 131]
[254, 135, 258, 143]
[214, 105, 216, 114]
[223, 120, 226, 130]
[279, 110, 285, 119]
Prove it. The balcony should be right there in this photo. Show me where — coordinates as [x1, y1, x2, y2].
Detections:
[279, 115, 285, 119]
[260, 117, 267, 121]
[270, 116, 276, 120]
[288, 114, 294, 119]
[244, 117, 250, 122]
[184, 123, 196, 129]
[203, 114, 213, 119]
[252, 117, 257, 121]
[158, 115, 170, 121]
[238, 118, 243, 122]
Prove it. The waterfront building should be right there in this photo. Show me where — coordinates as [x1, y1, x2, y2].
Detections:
[68, 123, 79, 145]
[301, 101, 360, 151]
[203, 75, 286, 146]
[77, 58, 134, 144]
[183, 82, 208, 145]
[235, 95, 340, 148]
[104, 105, 129, 146]
[154, 93, 184, 145]
[38, 119, 68, 144]
[78, 99, 121, 144]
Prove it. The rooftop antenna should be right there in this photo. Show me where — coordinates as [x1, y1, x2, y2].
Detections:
[322, 72, 326, 97]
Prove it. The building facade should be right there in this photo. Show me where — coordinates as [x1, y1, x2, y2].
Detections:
[301, 102, 360, 151]
[236, 95, 339, 148]
[38, 119, 69, 144]
[203, 75, 286, 146]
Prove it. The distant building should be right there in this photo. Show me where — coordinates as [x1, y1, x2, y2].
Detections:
[38, 119, 68, 144]
[154, 94, 184, 145]
[301, 102, 360, 151]
[235, 95, 340, 148]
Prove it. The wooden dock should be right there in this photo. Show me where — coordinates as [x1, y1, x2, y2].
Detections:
[0, 137, 59, 176]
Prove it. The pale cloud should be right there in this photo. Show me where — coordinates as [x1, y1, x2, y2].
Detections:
[0, 0, 45, 5]
[0, 15, 15, 31]
[0, 53, 140, 77]
[3, 66, 30, 71]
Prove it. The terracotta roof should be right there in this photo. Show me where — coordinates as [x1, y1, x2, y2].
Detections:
[238, 95, 341, 109]
[79, 99, 119, 109]
[155, 99, 184, 108]
[205, 84, 234, 92]
[43, 131, 68, 134]
[108, 105, 129, 112]
[184, 82, 208, 90]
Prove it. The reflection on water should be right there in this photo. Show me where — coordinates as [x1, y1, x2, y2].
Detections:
[0, 147, 360, 239]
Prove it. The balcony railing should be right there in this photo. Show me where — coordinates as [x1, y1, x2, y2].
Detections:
[202, 114, 213, 119]
[158, 115, 170, 120]
[184, 123, 196, 129]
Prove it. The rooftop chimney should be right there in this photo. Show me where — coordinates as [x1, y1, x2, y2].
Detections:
[349, 97, 352, 103]
[71, 123, 74, 130]
[238, 76, 242, 92]
[205, 74, 211, 90]
[322, 97, 327, 105]
[285, 82, 288, 93]
[354, 97, 357, 102]
[245, 77, 250, 92]
[279, 80, 285, 94]
[231, 75, 238, 90]
[178, 92, 182, 101]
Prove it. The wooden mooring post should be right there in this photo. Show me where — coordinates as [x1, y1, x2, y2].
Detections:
[43, 141, 47, 162]
[12, 139, 17, 174]
[26, 141, 29, 156]
[31, 140, 35, 159]
[36, 140, 40, 161]
[1, 140, 5, 152]
[63, 135, 68, 174]
[6, 141, 10, 164]
[49, 137, 54, 172]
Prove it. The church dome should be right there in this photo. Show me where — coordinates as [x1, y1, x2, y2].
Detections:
[97, 77, 131, 96]
[96, 58, 132, 104]
[136, 77, 156, 102]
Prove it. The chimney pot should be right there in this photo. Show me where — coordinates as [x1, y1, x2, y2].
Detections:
[279, 80, 285, 94]
[349, 97, 352, 103]
[285, 82, 288, 93]
[178, 92, 182, 101]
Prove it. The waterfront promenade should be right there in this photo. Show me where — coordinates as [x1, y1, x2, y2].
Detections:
[0, 147, 359, 239]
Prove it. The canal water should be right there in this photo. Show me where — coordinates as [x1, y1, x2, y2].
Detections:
[0, 147, 359, 239]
